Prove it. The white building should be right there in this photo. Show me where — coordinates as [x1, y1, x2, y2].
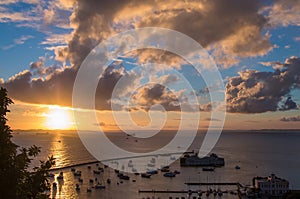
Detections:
[253, 174, 289, 197]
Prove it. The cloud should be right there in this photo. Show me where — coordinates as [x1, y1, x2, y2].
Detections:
[209, 27, 273, 68]
[259, 61, 285, 70]
[0, 0, 73, 31]
[0, 0, 38, 5]
[96, 65, 185, 112]
[226, 56, 300, 113]
[200, 103, 212, 112]
[3, 54, 299, 115]
[45, 45, 69, 62]
[279, 97, 298, 111]
[95, 64, 127, 110]
[295, 37, 300, 42]
[136, 0, 273, 67]
[42, 5, 72, 30]
[2, 0, 298, 115]
[128, 49, 184, 70]
[280, 116, 300, 122]
[130, 84, 181, 111]
[2, 35, 33, 50]
[160, 74, 179, 85]
[54, 0, 76, 10]
[1, 0, 290, 69]
[55, 0, 274, 69]
[1, 68, 76, 106]
[29, 57, 60, 77]
[41, 33, 70, 46]
[43, 8, 55, 25]
[0, 6, 40, 25]
[285, 45, 291, 49]
[264, 0, 300, 27]
[203, 118, 221, 122]
[1, 61, 140, 110]
[15, 35, 34, 44]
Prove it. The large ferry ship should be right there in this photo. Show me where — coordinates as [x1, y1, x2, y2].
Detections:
[180, 153, 225, 167]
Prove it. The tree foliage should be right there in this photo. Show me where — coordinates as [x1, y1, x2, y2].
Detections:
[0, 87, 55, 199]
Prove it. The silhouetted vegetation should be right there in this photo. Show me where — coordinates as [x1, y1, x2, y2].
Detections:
[0, 87, 55, 199]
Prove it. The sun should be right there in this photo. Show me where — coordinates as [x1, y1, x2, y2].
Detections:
[45, 106, 74, 130]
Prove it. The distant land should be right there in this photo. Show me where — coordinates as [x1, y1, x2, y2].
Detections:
[12, 129, 300, 133]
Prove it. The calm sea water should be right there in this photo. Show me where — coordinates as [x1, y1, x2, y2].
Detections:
[11, 130, 300, 199]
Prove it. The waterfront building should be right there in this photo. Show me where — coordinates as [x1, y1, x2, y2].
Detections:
[253, 174, 289, 197]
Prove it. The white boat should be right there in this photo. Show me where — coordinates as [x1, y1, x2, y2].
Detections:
[147, 163, 155, 167]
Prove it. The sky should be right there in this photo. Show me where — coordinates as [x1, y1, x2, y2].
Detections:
[0, 0, 300, 131]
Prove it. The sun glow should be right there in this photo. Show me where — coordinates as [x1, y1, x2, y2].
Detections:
[45, 106, 74, 130]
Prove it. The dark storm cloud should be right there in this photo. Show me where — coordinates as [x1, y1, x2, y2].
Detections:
[226, 56, 300, 113]
[66, 0, 153, 69]
[2, 68, 76, 106]
[131, 84, 181, 111]
[60, 0, 272, 69]
[139, 0, 268, 48]
[1, 62, 130, 110]
[1, 61, 140, 110]
[95, 65, 124, 110]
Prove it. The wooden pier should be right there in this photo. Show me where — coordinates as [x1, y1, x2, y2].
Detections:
[139, 182, 245, 199]
[49, 160, 100, 171]
[185, 182, 245, 188]
[139, 190, 197, 194]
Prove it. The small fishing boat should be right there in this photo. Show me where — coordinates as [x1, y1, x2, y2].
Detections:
[160, 167, 170, 172]
[74, 170, 82, 176]
[141, 173, 151, 178]
[118, 173, 130, 180]
[163, 172, 176, 177]
[146, 169, 158, 175]
[174, 170, 180, 174]
[93, 170, 101, 174]
[202, 167, 215, 171]
[95, 184, 106, 189]
[75, 184, 80, 192]
[86, 188, 92, 193]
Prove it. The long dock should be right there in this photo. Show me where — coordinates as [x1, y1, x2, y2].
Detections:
[139, 182, 244, 193]
[48, 151, 188, 171]
[49, 160, 100, 171]
[138, 188, 243, 198]
[185, 182, 245, 188]
[139, 190, 197, 194]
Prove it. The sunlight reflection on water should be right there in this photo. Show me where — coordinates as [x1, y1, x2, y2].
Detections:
[12, 130, 300, 198]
